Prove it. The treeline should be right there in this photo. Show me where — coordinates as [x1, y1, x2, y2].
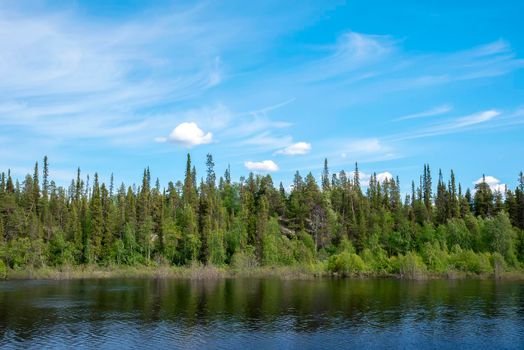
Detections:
[0, 155, 523, 277]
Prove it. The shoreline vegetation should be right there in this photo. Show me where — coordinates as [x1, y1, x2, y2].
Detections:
[3, 264, 524, 281]
[1, 155, 524, 282]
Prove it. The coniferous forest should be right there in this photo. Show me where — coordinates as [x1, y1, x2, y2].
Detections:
[0, 154, 523, 278]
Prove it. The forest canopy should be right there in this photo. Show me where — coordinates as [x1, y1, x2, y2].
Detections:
[0, 155, 523, 277]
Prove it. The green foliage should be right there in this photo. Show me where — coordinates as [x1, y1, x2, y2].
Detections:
[482, 212, 518, 266]
[327, 252, 368, 275]
[208, 230, 226, 266]
[48, 232, 76, 266]
[4, 237, 31, 268]
[420, 242, 449, 273]
[231, 246, 258, 270]
[262, 218, 294, 266]
[396, 252, 427, 279]
[0, 156, 522, 277]
[361, 247, 391, 273]
[449, 246, 492, 274]
[446, 218, 473, 251]
[0, 260, 6, 279]
[491, 252, 507, 275]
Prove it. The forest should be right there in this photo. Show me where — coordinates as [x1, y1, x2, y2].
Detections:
[0, 155, 523, 278]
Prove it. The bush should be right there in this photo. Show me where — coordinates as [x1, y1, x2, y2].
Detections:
[5, 237, 31, 268]
[361, 247, 391, 273]
[291, 239, 315, 265]
[397, 252, 427, 279]
[208, 230, 226, 266]
[48, 232, 76, 266]
[491, 252, 506, 277]
[450, 246, 492, 274]
[482, 212, 518, 266]
[0, 259, 6, 279]
[231, 247, 258, 271]
[446, 218, 472, 250]
[327, 252, 368, 275]
[420, 242, 449, 273]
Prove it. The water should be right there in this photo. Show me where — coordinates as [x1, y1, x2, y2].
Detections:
[0, 278, 523, 349]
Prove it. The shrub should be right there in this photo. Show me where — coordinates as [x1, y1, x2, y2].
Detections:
[482, 212, 518, 266]
[231, 247, 258, 271]
[420, 242, 449, 273]
[0, 259, 6, 279]
[48, 232, 76, 266]
[361, 247, 391, 273]
[208, 230, 226, 266]
[450, 247, 492, 274]
[397, 252, 427, 279]
[327, 252, 367, 275]
[291, 239, 315, 265]
[491, 252, 506, 277]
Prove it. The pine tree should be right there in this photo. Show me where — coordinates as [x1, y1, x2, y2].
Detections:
[89, 173, 103, 261]
[32, 162, 40, 214]
[321, 158, 330, 192]
[474, 175, 493, 217]
[42, 156, 49, 199]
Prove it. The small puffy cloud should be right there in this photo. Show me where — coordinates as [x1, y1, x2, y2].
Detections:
[244, 160, 279, 172]
[345, 170, 392, 186]
[277, 142, 312, 155]
[492, 184, 507, 193]
[157, 122, 213, 147]
[474, 175, 506, 192]
[474, 175, 500, 186]
[376, 171, 393, 182]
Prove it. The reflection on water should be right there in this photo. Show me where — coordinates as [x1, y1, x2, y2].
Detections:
[0, 278, 523, 349]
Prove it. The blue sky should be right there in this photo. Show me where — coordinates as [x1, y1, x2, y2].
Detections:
[0, 0, 523, 193]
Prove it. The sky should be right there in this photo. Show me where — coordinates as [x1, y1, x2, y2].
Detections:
[0, 0, 523, 193]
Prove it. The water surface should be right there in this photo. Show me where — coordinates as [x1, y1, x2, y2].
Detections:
[0, 278, 523, 349]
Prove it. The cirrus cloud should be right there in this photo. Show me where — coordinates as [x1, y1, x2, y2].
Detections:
[244, 160, 279, 172]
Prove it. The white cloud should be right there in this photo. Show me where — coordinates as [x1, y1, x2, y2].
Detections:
[474, 175, 507, 192]
[395, 109, 501, 141]
[376, 171, 393, 182]
[277, 142, 312, 155]
[240, 132, 292, 149]
[455, 110, 499, 128]
[395, 105, 452, 121]
[492, 184, 507, 193]
[162, 122, 213, 147]
[244, 160, 279, 172]
[302, 32, 395, 83]
[474, 175, 500, 186]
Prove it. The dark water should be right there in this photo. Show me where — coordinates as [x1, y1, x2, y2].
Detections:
[0, 278, 523, 349]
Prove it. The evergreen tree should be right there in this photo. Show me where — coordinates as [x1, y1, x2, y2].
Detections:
[0, 156, 522, 273]
[321, 158, 330, 192]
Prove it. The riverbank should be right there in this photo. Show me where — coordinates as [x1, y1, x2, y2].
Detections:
[2, 265, 524, 281]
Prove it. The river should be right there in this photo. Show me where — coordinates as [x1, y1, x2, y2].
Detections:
[0, 278, 523, 349]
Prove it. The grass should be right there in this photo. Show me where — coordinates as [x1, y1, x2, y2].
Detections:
[2, 264, 524, 281]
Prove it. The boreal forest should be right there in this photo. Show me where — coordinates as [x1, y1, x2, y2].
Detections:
[1, 155, 523, 277]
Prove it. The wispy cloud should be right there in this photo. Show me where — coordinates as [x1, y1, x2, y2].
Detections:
[395, 105, 452, 121]
[393, 110, 500, 140]
[0, 3, 272, 146]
